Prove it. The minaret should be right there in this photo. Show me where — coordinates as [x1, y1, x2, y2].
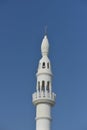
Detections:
[32, 35, 56, 130]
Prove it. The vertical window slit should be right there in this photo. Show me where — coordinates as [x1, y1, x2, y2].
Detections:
[42, 62, 45, 68]
[42, 81, 45, 91]
[38, 82, 40, 92]
[47, 63, 49, 68]
[47, 81, 50, 92]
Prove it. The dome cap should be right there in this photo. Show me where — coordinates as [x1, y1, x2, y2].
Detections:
[41, 35, 49, 56]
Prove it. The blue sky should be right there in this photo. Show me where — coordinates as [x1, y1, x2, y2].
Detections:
[0, 0, 87, 130]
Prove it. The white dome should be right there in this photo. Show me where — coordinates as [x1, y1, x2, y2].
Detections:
[41, 35, 49, 56]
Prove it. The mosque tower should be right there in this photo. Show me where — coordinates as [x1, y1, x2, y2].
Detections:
[32, 35, 56, 130]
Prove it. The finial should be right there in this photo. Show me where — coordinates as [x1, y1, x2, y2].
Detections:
[44, 25, 47, 36]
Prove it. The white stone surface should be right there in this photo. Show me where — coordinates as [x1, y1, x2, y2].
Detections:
[41, 35, 49, 56]
[32, 35, 56, 130]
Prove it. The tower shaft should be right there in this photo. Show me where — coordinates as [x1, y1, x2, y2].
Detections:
[36, 103, 51, 130]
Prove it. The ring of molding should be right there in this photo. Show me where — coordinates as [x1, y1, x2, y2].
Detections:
[35, 116, 52, 121]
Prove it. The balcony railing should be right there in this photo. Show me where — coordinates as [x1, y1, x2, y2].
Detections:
[32, 92, 56, 104]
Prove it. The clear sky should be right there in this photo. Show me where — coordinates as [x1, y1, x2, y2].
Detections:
[0, 0, 87, 130]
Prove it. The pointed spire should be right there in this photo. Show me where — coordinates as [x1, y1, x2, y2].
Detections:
[44, 25, 47, 36]
[41, 35, 49, 56]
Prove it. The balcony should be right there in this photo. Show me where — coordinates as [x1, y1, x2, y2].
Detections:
[32, 92, 56, 106]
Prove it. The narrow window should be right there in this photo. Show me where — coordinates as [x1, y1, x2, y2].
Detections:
[42, 62, 45, 68]
[47, 81, 49, 92]
[42, 86, 45, 91]
[47, 63, 49, 68]
[38, 82, 40, 92]
[47, 81, 49, 87]
[46, 86, 49, 92]
[42, 81, 45, 91]
[38, 86, 40, 92]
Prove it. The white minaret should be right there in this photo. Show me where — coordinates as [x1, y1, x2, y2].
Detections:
[32, 35, 56, 130]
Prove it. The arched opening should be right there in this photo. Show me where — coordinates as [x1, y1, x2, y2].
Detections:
[42, 62, 45, 68]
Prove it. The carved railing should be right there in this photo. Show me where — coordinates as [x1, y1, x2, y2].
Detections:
[32, 92, 56, 102]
